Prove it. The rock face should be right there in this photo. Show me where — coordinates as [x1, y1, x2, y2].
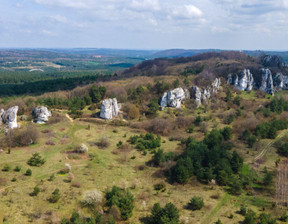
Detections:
[261, 55, 286, 68]
[100, 98, 120, 120]
[160, 88, 187, 109]
[260, 68, 274, 95]
[211, 78, 221, 93]
[191, 86, 202, 108]
[274, 73, 288, 90]
[1, 106, 19, 129]
[33, 106, 52, 124]
[191, 78, 221, 108]
[227, 69, 254, 91]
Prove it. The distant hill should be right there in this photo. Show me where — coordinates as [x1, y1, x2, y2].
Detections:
[152, 49, 288, 64]
[122, 51, 288, 88]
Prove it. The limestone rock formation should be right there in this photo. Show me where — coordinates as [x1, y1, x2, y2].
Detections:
[191, 86, 202, 108]
[274, 73, 288, 90]
[260, 68, 274, 95]
[211, 78, 221, 93]
[100, 98, 120, 120]
[227, 69, 254, 91]
[33, 106, 52, 124]
[160, 88, 187, 109]
[191, 78, 221, 108]
[1, 106, 19, 129]
[261, 55, 286, 68]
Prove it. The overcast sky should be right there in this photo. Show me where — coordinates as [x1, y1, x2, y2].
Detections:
[0, 0, 288, 50]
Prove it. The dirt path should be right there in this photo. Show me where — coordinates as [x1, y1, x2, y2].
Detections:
[254, 129, 288, 162]
[65, 113, 74, 123]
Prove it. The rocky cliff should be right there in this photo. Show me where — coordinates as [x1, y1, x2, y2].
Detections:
[260, 68, 274, 95]
[100, 98, 120, 120]
[227, 68, 288, 95]
[227, 69, 254, 91]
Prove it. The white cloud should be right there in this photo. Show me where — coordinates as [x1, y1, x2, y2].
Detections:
[172, 5, 203, 19]
[41, 29, 56, 36]
[34, 0, 88, 9]
[50, 15, 67, 23]
[130, 0, 160, 11]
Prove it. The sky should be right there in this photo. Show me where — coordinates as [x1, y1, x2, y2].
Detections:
[0, 0, 288, 50]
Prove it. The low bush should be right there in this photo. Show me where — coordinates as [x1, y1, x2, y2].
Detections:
[27, 153, 46, 167]
[49, 188, 60, 203]
[188, 196, 204, 210]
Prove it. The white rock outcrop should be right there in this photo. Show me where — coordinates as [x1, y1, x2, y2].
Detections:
[191, 78, 221, 108]
[260, 68, 274, 95]
[274, 73, 288, 91]
[227, 69, 254, 91]
[1, 106, 19, 129]
[100, 98, 120, 119]
[160, 88, 187, 109]
[33, 106, 52, 124]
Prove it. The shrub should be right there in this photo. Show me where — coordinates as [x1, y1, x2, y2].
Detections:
[25, 168, 32, 176]
[278, 143, 288, 157]
[2, 125, 40, 148]
[194, 116, 203, 126]
[239, 205, 247, 216]
[48, 174, 55, 181]
[221, 127, 232, 141]
[96, 136, 110, 149]
[226, 114, 234, 124]
[81, 189, 103, 210]
[30, 186, 40, 196]
[279, 211, 288, 222]
[14, 166, 21, 172]
[154, 183, 166, 192]
[11, 177, 17, 182]
[105, 186, 134, 220]
[27, 153, 46, 167]
[188, 196, 204, 211]
[187, 125, 194, 133]
[126, 104, 140, 120]
[49, 188, 60, 203]
[2, 165, 10, 172]
[150, 202, 179, 224]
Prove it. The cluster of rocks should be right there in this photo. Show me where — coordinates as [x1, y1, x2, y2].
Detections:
[0, 105, 52, 130]
[32, 106, 52, 124]
[160, 78, 221, 109]
[160, 88, 189, 109]
[227, 68, 288, 95]
[100, 98, 120, 120]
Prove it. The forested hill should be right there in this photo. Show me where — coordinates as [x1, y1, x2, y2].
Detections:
[122, 51, 287, 80]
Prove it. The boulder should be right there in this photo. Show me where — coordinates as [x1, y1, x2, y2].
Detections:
[260, 68, 274, 95]
[100, 98, 120, 120]
[1, 106, 19, 129]
[160, 88, 187, 109]
[33, 106, 52, 124]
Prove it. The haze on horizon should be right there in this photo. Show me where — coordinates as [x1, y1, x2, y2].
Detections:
[1, 0, 288, 51]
